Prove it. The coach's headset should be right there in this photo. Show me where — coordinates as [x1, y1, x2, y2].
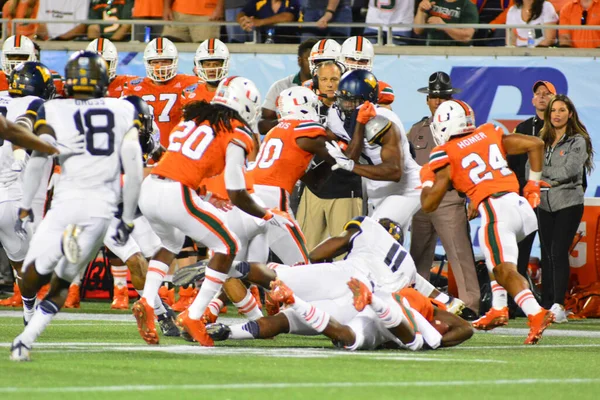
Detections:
[312, 60, 347, 99]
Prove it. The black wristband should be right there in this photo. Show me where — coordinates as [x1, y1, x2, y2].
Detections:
[325, 9, 336, 14]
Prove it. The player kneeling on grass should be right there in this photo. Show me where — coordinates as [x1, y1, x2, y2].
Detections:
[10, 51, 144, 361]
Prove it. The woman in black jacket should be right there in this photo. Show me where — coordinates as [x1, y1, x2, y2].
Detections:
[537, 94, 594, 323]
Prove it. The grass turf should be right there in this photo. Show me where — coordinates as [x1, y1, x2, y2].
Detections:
[0, 301, 599, 400]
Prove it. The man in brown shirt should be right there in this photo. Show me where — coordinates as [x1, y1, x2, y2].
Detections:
[408, 71, 480, 315]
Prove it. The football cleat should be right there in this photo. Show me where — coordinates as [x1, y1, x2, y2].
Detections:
[550, 303, 568, 324]
[525, 308, 554, 345]
[206, 323, 231, 341]
[445, 297, 466, 316]
[110, 286, 129, 310]
[472, 307, 509, 331]
[0, 283, 22, 307]
[176, 309, 213, 346]
[9, 340, 31, 362]
[269, 279, 295, 305]
[158, 285, 174, 306]
[347, 278, 372, 312]
[158, 312, 180, 337]
[62, 224, 82, 264]
[132, 298, 159, 345]
[249, 285, 263, 310]
[63, 284, 80, 309]
[172, 286, 198, 312]
[172, 261, 207, 287]
[36, 284, 50, 300]
[201, 307, 219, 325]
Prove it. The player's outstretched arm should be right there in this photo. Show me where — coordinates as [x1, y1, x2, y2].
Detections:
[351, 124, 403, 181]
[308, 229, 355, 262]
[502, 133, 545, 175]
[421, 165, 452, 213]
[0, 115, 58, 156]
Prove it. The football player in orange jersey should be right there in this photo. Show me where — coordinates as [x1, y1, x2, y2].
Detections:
[132, 77, 293, 346]
[181, 38, 230, 105]
[86, 38, 136, 98]
[420, 99, 554, 345]
[249, 86, 333, 265]
[340, 36, 394, 107]
[122, 37, 197, 147]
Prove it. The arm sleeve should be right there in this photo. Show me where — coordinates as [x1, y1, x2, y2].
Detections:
[429, 145, 450, 171]
[461, 0, 479, 23]
[120, 127, 144, 223]
[543, 2, 558, 23]
[558, 5, 570, 36]
[283, 0, 301, 19]
[224, 142, 247, 191]
[34, 104, 47, 130]
[20, 134, 55, 210]
[262, 81, 281, 111]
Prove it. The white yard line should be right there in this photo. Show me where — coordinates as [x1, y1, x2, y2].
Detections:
[0, 378, 599, 393]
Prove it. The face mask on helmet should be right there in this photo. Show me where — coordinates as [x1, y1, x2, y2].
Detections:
[430, 100, 476, 146]
[86, 38, 118, 80]
[1, 36, 36, 75]
[194, 38, 230, 83]
[341, 37, 374, 72]
[377, 218, 404, 245]
[336, 92, 365, 118]
[277, 87, 320, 122]
[308, 39, 342, 73]
[144, 38, 179, 82]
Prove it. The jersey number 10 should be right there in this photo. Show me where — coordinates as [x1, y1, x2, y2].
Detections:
[74, 109, 115, 156]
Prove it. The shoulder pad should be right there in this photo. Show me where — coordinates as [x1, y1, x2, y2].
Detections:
[344, 216, 365, 231]
[183, 84, 198, 93]
[365, 115, 392, 145]
[130, 78, 143, 85]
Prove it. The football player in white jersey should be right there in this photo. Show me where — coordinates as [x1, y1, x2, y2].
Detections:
[0, 62, 57, 308]
[10, 51, 144, 362]
[325, 70, 466, 314]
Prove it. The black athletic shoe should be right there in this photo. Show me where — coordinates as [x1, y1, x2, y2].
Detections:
[206, 323, 231, 341]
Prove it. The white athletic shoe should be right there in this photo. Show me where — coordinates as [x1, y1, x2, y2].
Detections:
[10, 340, 31, 361]
[446, 297, 466, 316]
[550, 303, 568, 324]
[62, 224, 82, 264]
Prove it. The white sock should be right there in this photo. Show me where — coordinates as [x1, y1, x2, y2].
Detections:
[163, 274, 173, 284]
[410, 306, 441, 349]
[491, 280, 508, 309]
[136, 289, 144, 297]
[142, 260, 168, 305]
[17, 299, 59, 347]
[229, 320, 260, 339]
[290, 297, 330, 332]
[22, 295, 36, 324]
[71, 269, 85, 286]
[414, 274, 436, 297]
[207, 298, 224, 317]
[434, 292, 450, 304]
[111, 265, 128, 288]
[233, 289, 263, 321]
[187, 269, 228, 320]
[267, 262, 289, 270]
[153, 296, 167, 316]
[405, 333, 424, 351]
[370, 294, 404, 329]
[515, 289, 542, 316]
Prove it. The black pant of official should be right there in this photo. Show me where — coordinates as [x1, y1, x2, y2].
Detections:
[537, 204, 584, 308]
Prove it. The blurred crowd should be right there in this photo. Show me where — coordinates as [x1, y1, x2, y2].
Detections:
[0, 0, 599, 47]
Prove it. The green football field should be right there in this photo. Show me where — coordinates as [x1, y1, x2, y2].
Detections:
[0, 302, 599, 400]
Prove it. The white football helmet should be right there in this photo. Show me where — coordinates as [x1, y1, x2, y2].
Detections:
[277, 86, 320, 122]
[341, 36, 374, 72]
[1, 35, 36, 74]
[194, 38, 229, 83]
[430, 100, 476, 146]
[308, 39, 342, 73]
[86, 38, 118, 80]
[211, 76, 261, 126]
[144, 37, 178, 82]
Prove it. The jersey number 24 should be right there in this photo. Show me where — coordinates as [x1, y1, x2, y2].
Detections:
[461, 143, 511, 184]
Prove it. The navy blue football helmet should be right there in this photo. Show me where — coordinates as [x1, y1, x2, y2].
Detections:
[64, 50, 109, 98]
[9, 61, 56, 100]
[123, 95, 156, 155]
[378, 218, 404, 245]
[336, 69, 379, 117]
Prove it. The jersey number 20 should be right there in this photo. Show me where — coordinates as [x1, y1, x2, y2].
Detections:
[168, 120, 214, 160]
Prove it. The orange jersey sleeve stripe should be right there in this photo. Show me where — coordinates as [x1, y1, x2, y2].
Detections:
[481, 199, 505, 267]
[181, 185, 238, 255]
[429, 148, 449, 171]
